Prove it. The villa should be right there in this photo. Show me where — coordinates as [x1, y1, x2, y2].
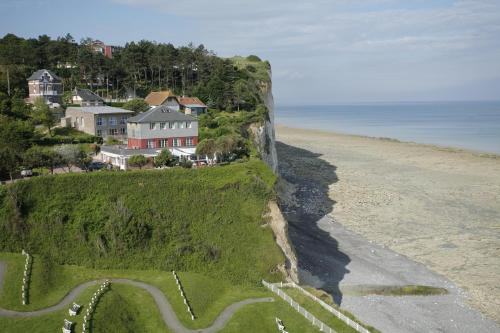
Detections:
[100, 105, 199, 170]
[71, 88, 104, 106]
[26, 69, 62, 104]
[64, 106, 134, 139]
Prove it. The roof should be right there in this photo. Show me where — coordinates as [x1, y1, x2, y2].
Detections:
[127, 105, 196, 123]
[178, 97, 207, 107]
[73, 88, 103, 102]
[144, 91, 176, 106]
[101, 146, 196, 157]
[66, 106, 134, 115]
[27, 69, 61, 82]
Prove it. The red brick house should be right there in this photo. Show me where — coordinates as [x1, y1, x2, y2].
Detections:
[100, 105, 199, 169]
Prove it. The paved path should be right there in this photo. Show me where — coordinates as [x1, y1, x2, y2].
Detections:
[0, 261, 274, 332]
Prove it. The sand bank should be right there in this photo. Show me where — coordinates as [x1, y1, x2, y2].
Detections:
[276, 125, 500, 323]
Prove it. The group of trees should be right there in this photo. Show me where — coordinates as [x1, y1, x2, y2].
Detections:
[0, 33, 267, 110]
[0, 93, 96, 180]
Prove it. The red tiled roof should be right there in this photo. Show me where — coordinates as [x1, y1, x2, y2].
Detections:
[145, 90, 175, 106]
[178, 97, 207, 107]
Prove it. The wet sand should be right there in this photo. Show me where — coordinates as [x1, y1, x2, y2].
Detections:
[276, 125, 500, 325]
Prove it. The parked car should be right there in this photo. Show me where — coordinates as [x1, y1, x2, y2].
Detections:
[20, 169, 33, 177]
[89, 161, 105, 171]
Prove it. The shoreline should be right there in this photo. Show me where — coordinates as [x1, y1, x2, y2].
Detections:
[276, 124, 500, 159]
[275, 125, 500, 327]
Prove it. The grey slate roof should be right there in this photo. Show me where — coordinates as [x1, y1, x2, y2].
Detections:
[66, 106, 134, 115]
[127, 105, 196, 123]
[27, 69, 61, 82]
[74, 88, 104, 101]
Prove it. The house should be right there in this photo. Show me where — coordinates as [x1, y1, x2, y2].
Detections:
[144, 90, 180, 110]
[71, 88, 104, 106]
[27, 69, 62, 104]
[64, 106, 134, 139]
[178, 97, 208, 116]
[100, 105, 199, 170]
[90, 40, 113, 59]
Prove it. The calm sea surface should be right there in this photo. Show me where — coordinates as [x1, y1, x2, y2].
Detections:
[275, 101, 500, 154]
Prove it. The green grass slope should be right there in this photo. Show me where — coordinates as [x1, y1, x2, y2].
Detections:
[0, 160, 283, 284]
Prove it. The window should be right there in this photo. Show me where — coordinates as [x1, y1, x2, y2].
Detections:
[180, 122, 185, 129]
[109, 117, 117, 126]
[159, 139, 167, 148]
[150, 122, 156, 130]
[186, 137, 194, 146]
[186, 121, 192, 128]
[168, 122, 173, 129]
[108, 128, 118, 136]
[173, 138, 180, 147]
[120, 127, 126, 135]
[147, 139, 155, 149]
[96, 117, 103, 126]
[96, 129, 102, 137]
[120, 116, 127, 125]
[160, 122, 166, 129]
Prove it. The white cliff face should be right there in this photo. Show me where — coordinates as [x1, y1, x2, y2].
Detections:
[251, 70, 279, 173]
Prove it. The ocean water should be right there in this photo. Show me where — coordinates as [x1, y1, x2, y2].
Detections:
[275, 101, 500, 154]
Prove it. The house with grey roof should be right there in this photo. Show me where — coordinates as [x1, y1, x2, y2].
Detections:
[100, 105, 199, 170]
[64, 106, 134, 139]
[27, 69, 62, 104]
[71, 88, 104, 106]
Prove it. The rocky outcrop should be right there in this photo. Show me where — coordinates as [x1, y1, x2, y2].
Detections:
[267, 201, 299, 282]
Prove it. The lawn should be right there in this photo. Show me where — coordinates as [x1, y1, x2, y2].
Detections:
[0, 252, 322, 333]
[283, 287, 380, 333]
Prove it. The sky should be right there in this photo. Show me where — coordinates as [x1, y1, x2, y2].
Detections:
[1, 0, 499, 104]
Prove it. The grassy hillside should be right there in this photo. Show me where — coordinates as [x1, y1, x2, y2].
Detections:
[0, 160, 283, 284]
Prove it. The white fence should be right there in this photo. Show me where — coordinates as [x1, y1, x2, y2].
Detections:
[172, 271, 195, 320]
[21, 250, 32, 305]
[263, 281, 371, 333]
[263, 280, 337, 333]
[82, 280, 111, 333]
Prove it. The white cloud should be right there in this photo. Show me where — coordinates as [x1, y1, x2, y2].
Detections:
[112, 0, 500, 102]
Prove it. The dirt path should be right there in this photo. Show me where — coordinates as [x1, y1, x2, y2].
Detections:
[0, 263, 273, 332]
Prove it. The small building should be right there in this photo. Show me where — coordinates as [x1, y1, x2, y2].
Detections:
[100, 105, 199, 170]
[71, 88, 104, 106]
[178, 97, 208, 116]
[90, 40, 113, 59]
[65, 106, 134, 139]
[144, 90, 180, 110]
[27, 69, 62, 104]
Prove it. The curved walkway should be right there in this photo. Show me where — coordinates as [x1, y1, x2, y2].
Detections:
[0, 261, 274, 333]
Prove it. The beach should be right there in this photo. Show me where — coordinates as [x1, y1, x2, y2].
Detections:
[276, 125, 500, 327]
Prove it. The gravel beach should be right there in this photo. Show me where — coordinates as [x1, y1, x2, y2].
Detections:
[276, 125, 500, 331]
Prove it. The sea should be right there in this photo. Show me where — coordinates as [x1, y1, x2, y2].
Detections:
[275, 101, 500, 154]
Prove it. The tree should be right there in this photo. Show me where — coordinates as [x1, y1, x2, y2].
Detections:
[32, 97, 56, 136]
[196, 138, 217, 164]
[123, 98, 149, 114]
[0, 115, 34, 180]
[154, 149, 172, 168]
[128, 155, 147, 169]
[53, 144, 85, 172]
[23, 146, 63, 173]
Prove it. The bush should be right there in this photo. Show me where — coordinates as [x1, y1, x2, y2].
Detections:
[0, 160, 282, 284]
[122, 99, 149, 114]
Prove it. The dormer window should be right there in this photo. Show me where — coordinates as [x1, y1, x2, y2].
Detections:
[150, 122, 156, 130]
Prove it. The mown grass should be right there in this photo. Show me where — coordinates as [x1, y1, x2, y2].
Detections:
[92, 284, 170, 333]
[285, 287, 381, 333]
[0, 253, 322, 333]
[231, 56, 271, 83]
[0, 160, 282, 285]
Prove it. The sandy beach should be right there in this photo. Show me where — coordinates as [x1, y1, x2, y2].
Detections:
[276, 125, 500, 326]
